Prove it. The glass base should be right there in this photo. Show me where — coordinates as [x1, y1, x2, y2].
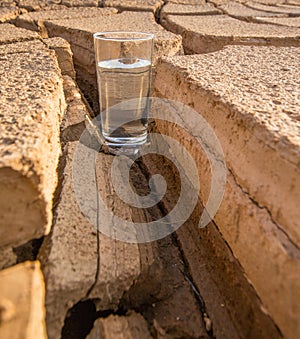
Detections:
[102, 133, 148, 156]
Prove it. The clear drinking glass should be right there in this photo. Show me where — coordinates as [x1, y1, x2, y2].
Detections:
[93, 31, 154, 150]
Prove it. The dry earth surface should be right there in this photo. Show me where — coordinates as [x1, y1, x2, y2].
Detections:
[0, 0, 299, 339]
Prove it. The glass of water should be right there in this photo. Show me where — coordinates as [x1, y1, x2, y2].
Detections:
[93, 31, 154, 151]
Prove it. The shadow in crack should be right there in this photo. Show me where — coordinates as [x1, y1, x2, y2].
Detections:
[61, 300, 97, 339]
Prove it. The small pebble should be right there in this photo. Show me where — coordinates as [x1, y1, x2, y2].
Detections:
[204, 316, 212, 332]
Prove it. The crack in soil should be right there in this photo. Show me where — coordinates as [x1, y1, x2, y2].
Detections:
[84, 161, 101, 299]
[228, 167, 300, 255]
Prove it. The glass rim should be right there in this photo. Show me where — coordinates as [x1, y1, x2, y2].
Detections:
[93, 31, 154, 42]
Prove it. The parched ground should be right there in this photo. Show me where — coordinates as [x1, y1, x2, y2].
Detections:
[0, 1, 299, 339]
